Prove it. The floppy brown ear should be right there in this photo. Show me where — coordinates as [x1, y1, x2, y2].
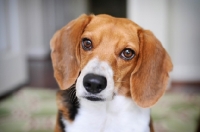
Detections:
[50, 14, 93, 90]
[130, 30, 173, 108]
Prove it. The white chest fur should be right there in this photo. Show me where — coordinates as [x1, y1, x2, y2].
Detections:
[62, 95, 150, 132]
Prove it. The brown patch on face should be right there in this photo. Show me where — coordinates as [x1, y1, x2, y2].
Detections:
[80, 15, 142, 96]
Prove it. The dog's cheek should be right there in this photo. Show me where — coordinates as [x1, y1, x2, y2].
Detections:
[112, 59, 137, 96]
[75, 73, 85, 98]
[79, 49, 92, 69]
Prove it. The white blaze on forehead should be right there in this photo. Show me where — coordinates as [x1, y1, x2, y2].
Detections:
[84, 58, 113, 76]
[76, 58, 115, 101]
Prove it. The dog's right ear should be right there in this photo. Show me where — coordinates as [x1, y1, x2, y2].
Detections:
[50, 14, 93, 90]
[130, 30, 173, 108]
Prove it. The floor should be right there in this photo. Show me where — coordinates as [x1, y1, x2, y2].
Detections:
[1, 86, 199, 132]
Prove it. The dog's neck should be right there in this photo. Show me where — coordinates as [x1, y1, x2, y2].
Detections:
[62, 94, 151, 132]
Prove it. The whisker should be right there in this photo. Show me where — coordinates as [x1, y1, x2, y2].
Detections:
[114, 81, 129, 84]
[113, 75, 121, 78]
[115, 80, 127, 82]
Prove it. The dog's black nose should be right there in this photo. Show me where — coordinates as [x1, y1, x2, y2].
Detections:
[83, 74, 107, 94]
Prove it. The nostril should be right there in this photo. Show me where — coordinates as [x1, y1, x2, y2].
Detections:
[97, 85, 101, 89]
[85, 82, 91, 88]
[83, 74, 107, 94]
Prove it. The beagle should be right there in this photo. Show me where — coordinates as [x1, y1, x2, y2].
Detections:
[50, 14, 173, 132]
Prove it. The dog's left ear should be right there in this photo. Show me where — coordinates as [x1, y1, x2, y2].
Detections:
[130, 30, 173, 108]
[50, 14, 93, 90]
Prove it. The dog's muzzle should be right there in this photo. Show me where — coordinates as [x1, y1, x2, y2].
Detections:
[83, 73, 107, 94]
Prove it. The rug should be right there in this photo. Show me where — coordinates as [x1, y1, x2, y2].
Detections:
[0, 88, 57, 132]
[0, 87, 200, 132]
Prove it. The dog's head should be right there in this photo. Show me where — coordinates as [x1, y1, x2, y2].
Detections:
[50, 14, 173, 108]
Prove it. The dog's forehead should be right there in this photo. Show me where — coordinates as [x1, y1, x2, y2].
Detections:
[82, 15, 140, 48]
[85, 15, 140, 35]
[80, 15, 140, 70]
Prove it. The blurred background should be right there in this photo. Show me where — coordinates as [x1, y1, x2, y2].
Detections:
[0, 0, 200, 132]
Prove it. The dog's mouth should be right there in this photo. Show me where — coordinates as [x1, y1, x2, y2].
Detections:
[82, 92, 116, 102]
[83, 95, 105, 101]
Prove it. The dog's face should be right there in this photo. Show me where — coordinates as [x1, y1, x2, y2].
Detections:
[76, 16, 141, 102]
[51, 14, 173, 108]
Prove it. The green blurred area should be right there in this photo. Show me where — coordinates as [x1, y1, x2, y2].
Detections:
[0, 88, 199, 132]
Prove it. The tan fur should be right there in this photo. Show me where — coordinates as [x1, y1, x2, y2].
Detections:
[50, 14, 93, 90]
[51, 14, 173, 132]
[54, 113, 63, 132]
[56, 92, 71, 122]
[130, 30, 173, 107]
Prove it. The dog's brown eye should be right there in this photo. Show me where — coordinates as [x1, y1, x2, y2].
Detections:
[120, 48, 135, 60]
[82, 38, 93, 51]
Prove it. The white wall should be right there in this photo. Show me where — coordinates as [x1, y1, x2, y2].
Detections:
[0, 0, 88, 95]
[127, 0, 169, 50]
[169, 1, 200, 82]
[127, 0, 200, 82]
[0, 0, 28, 95]
[22, 0, 88, 59]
